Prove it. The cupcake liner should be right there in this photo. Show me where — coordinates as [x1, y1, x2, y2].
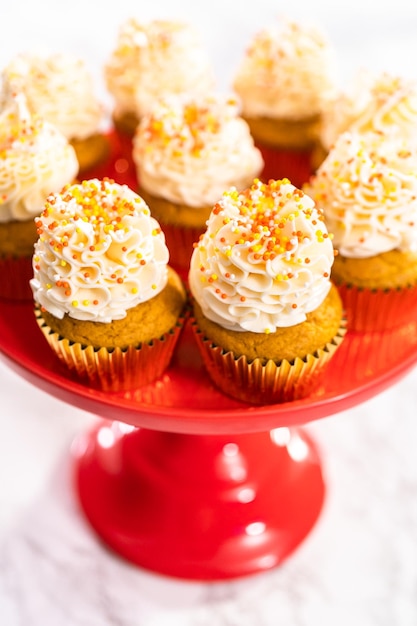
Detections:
[190, 318, 347, 405]
[159, 222, 205, 275]
[257, 142, 314, 189]
[336, 283, 417, 332]
[35, 307, 186, 392]
[0, 256, 33, 301]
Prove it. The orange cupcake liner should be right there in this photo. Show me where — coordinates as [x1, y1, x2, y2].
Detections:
[336, 283, 417, 332]
[159, 222, 205, 275]
[35, 307, 186, 392]
[190, 318, 347, 405]
[0, 256, 33, 301]
[256, 142, 314, 189]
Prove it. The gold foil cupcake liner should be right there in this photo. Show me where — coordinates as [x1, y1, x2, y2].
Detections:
[35, 307, 185, 392]
[191, 318, 347, 405]
[0, 256, 33, 301]
[337, 283, 417, 332]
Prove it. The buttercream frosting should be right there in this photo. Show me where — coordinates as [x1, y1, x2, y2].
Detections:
[133, 94, 264, 207]
[105, 18, 215, 119]
[233, 17, 338, 120]
[0, 91, 78, 223]
[306, 130, 417, 258]
[320, 72, 417, 151]
[189, 178, 334, 332]
[31, 178, 169, 322]
[1, 52, 104, 141]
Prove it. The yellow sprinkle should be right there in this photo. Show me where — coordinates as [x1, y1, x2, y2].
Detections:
[132, 287, 138, 294]
[60, 260, 66, 267]
[72, 300, 79, 307]
[151, 284, 157, 290]
[82, 300, 89, 306]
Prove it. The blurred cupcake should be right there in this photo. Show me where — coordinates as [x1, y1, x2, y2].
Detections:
[105, 18, 215, 161]
[31, 178, 187, 391]
[314, 72, 417, 170]
[0, 91, 79, 300]
[233, 16, 339, 188]
[188, 178, 346, 405]
[2, 51, 109, 174]
[306, 130, 417, 332]
[132, 93, 264, 272]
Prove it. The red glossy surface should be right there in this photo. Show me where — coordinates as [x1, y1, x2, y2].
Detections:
[1, 299, 417, 435]
[73, 421, 324, 580]
[2, 133, 417, 580]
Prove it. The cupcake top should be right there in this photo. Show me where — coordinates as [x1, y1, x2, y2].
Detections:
[105, 18, 215, 120]
[133, 94, 264, 207]
[31, 178, 170, 323]
[1, 52, 105, 141]
[189, 178, 335, 332]
[320, 72, 417, 151]
[0, 91, 79, 223]
[233, 16, 338, 120]
[306, 130, 417, 258]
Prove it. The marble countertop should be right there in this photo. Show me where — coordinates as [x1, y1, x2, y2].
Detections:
[1, 354, 417, 626]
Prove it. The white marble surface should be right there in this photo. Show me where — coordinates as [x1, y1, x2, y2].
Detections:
[1, 358, 417, 626]
[2, 1, 417, 624]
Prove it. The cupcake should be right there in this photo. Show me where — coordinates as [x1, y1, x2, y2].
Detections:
[2, 51, 109, 174]
[132, 93, 264, 272]
[306, 130, 417, 332]
[105, 18, 215, 161]
[233, 16, 339, 188]
[0, 91, 79, 300]
[188, 178, 346, 404]
[31, 178, 187, 391]
[314, 72, 417, 170]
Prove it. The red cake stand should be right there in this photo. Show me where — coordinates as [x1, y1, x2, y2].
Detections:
[1, 135, 417, 581]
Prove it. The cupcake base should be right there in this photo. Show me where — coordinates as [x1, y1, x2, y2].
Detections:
[0, 255, 33, 301]
[336, 283, 417, 332]
[137, 188, 211, 273]
[71, 133, 111, 175]
[191, 318, 347, 405]
[243, 113, 319, 188]
[257, 142, 313, 189]
[35, 306, 186, 392]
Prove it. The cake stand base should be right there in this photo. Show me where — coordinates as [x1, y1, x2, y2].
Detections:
[73, 421, 324, 580]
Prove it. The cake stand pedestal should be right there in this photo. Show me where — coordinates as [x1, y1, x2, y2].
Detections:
[73, 422, 323, 580]
[1, 299, 417, 581]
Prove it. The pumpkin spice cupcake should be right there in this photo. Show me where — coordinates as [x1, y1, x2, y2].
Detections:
[0, 90, 79, 300]
[233, 16, 339, 188]
[188, 178, 346, 404]
[314, 71, 417, 170]
[2, 51, 109, 174]
[105, 18, 215, 162]
[306, 130, 417, 331]
[132, 93, 264, 271]
[31, 178, 187, 391]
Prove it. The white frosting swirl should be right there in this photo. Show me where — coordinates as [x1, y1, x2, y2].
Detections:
[189, 179, 334, 332]
[133, 94, 264, 207]
[321, 72, 417, 151]
[306, 131, 417, 258]
[31, 179, 169, 322]
[233, 17, 338, 120]
[105, 19, 215, 119]
[2, 52, 104, 141]
[0, 92, 79, 223]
